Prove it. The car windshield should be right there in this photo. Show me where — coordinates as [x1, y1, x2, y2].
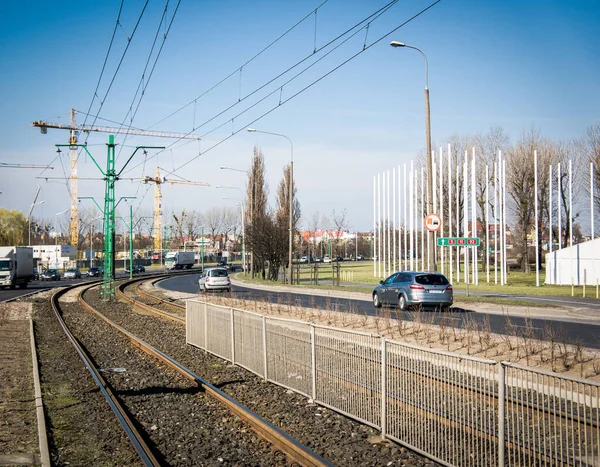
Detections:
[67, 269, 77, 272]
[415, 274, 449, 286]
[0, 260, 11, 271]
[209, 269, 228, 277]
[45, 270, 57, 274]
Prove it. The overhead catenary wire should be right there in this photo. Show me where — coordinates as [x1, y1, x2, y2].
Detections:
[124, 0, 406, 177]
[147, 0, 331, 131]
[164, 0, 443, 174]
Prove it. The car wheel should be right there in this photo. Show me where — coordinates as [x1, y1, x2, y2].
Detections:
[398, 294, 407, 311]
[373, 293, 382, 308]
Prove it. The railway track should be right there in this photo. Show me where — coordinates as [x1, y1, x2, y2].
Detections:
[116, 277, 600, 466]
[50, 277, 331, 466]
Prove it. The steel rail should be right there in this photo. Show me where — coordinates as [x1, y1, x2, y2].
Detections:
[50, 283, 161, 466]
[80, 282, 332, 467]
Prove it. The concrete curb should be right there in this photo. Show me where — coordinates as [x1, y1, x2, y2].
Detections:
[30, 319, 50, 467]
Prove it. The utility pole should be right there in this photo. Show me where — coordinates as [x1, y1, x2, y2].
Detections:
[58, 136, 163, 299]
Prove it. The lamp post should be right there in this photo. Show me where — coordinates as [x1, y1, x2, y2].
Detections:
[219, 189, 246, 276]
[390, 41, 436, 271]
[54, 209, 69, 269]
[28, 200, 45, 247]
[247, 128, 294, 284]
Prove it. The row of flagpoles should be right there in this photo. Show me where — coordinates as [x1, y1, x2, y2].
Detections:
[372, 145, 593, 286]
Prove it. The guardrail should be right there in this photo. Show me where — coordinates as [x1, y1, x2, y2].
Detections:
[186, 299, 600, 467]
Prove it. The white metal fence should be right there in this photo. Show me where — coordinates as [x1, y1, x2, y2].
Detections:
[186, 300, 600, 467]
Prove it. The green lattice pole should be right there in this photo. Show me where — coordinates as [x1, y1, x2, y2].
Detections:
[58, 136, 163, 299]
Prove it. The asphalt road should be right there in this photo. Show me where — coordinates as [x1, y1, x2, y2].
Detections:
[159, 273, 600, 350]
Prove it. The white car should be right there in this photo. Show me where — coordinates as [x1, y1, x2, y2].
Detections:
[323, 256, 332, 263]
[198, 267, 231, 293]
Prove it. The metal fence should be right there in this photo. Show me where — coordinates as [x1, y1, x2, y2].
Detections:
[186, 300, 600, 467]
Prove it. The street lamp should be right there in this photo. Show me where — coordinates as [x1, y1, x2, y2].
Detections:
[27, 200, 45, 246]
[247, 128, 294, 284]
[89, 216, 103, 269]
[390, 41, 436, 271]
[219, 189, 246, 276]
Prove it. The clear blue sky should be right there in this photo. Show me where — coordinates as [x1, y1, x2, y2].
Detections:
[1, 0, 598, 233]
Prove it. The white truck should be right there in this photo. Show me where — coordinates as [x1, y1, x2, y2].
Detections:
[0, 246, 34, 289]
[164, 251, 195, 270]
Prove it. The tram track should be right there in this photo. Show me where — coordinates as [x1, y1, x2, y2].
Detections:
[115, 276, 600, 465]
[50, 277, 331, 466]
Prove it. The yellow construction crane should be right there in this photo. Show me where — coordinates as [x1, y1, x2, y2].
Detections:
[31, 109, 200, 247]
[142, 168, 210, 251]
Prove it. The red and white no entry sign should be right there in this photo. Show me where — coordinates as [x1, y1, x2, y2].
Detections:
[424, 213, 442, 232]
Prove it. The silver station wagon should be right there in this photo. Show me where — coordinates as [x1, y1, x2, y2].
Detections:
[373, 271, 453, 311]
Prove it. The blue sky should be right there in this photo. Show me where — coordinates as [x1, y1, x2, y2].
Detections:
[1, 0, 598, 233]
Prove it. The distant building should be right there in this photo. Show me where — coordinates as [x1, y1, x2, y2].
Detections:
[32, 245, 78, 270]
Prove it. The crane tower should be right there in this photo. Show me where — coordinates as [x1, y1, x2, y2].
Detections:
[32, 109, 200, 247]
[142, 168, 209, 251]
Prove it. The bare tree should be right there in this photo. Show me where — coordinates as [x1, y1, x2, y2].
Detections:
[204, 207, 223, 250]
[331, 209, 348, 257]
[506, 129, 555, 272]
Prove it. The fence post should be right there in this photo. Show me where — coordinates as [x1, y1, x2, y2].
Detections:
[230, 307, 235, 364]
[204, 300, 208, 351]
[381, 338, 387, 438]
[498, 362, 505, 466]
[262, 315, 268, 381]
[311, 325, 317, 401]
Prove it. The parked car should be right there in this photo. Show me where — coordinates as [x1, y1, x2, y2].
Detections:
[198, 267, 231, 293]
[356, 254, 364, 261]
[87, 267, 103, 277]
[335, 256, 344, 262]
[372, 271, 453, 311]
[63, 268, 81, 279]
[41, 269, 61, 281]
[314, 257, 322, 263]
[299, 256, 315, 264]
[323, 256, 332, 263]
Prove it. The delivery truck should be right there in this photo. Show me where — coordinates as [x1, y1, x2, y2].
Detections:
[164, 251, 195, 270]
[0, 246, 35, 289]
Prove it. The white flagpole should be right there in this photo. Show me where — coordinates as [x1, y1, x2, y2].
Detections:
[421, 167, 425, 271]
[471, 148, 477, 285]
[494, 160, 498, 284]
[486, 164, 490, 283]
[378, 172, 381, 277]
[393, 167, 396, 272]
[464, 153, 469, 284]
[373, 175, 377, 277]
[456, 161, 461, 283]
[534, 150, 540, 287]
[591, 162, 595, 239]
[499, 156, 504, 285]
[404, 163, 408, 269]
[569, 159, 573, 248]
[410, 161, 414, 271]
[387, 170, 391, 277]
[398, 166, 402, 270]
[558, 163, 562, 249]
[424, 159, 428, 271]
[381, 170, 387, 279]
[448, 144, 453, 283]
[439, 147, 444, 275]
[549, 165, 553, 255]
[503, 158, 508, 283]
